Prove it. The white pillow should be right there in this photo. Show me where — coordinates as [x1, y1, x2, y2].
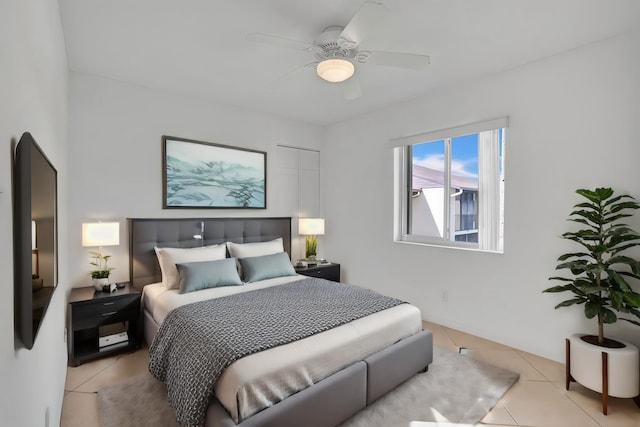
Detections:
[226, 238, 284, 259]
[226, 238, 285, 280]
[154, 244, 227, 290]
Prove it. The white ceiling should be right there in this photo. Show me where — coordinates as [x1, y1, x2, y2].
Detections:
[58, 0, 640, 126]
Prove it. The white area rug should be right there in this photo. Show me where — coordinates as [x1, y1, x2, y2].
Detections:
[98, 346, 519, 427]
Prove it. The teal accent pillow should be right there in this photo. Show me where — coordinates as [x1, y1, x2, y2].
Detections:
[239, 252, 297, 283]
[176, 258, 242, 294]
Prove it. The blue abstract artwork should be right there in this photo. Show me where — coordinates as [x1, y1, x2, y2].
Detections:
[163, 136, 266, 208]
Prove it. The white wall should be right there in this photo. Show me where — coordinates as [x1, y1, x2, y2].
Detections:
[324, 31, 640, 362]
[0, 0, 69, 426]
[68, 73, 325, 287]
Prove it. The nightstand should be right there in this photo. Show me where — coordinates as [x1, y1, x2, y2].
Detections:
[67, 283, 142, 366]
[295, 262, 341, 282]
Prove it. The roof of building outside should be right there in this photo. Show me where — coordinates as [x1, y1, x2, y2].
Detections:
[412, 164, 478, 191]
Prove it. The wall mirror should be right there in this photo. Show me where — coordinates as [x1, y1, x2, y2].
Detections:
[13, 132, 58, 349]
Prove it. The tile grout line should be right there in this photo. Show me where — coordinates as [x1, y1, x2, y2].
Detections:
[513, 350, 551, 384]
[501, 349, 524, 427]
[501, 403, 521, 426]
[65, 354, 124, 392]
[514, 349, 604, 427]
[515, 350, 564, 384]
[563, 391, 605, 427]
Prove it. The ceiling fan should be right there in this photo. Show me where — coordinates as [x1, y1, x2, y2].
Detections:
[246, 1, 430, 100]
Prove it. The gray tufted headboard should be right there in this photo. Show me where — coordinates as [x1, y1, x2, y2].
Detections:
[128, 217, 292, 289]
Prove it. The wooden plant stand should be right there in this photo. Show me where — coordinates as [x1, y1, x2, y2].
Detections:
[566, 338, 640, 415]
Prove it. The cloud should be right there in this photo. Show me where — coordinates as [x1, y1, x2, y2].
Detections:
[451, 159, 478, 179]
[414, 154, 445, 172]
[414, 154, 478, 179]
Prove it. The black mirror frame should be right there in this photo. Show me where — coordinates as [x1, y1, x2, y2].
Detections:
[13, 132, 58, 349]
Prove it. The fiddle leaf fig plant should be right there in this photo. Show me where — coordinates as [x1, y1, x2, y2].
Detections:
[543, 188, 640, 345]
[89, 250, 114, 279]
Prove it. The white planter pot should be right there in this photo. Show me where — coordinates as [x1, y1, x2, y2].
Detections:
[569, 333, 640, 398]
[92, 277, 109, 291]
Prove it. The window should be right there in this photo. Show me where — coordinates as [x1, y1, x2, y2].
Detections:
[393, 118, 507, 252]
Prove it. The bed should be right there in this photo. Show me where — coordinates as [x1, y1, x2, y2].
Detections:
[129, 217, 433, 427]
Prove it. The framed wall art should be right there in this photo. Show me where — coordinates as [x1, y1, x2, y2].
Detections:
[162, 136, 266, 209]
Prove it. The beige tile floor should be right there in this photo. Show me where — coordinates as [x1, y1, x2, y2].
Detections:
[61, 321, 640, 427]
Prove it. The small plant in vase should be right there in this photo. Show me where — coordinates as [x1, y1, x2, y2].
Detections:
[305, 235, 318, 261]
[89, 250, 114, 290]
[543, 187, 640, 412]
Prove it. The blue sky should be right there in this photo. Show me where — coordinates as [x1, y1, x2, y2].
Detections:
[412, 134, 479, 179]
[412, 130, 504, 179]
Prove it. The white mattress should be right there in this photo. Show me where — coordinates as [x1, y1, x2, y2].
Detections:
[142, 276, 422, 423]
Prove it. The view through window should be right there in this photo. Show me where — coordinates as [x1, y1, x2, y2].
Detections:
[394, 118, 506, 252]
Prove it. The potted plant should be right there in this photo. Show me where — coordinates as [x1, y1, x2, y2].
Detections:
[543, 187, 640, 413]
[89, 250, 114, 291]
[305, 235, 318, 261]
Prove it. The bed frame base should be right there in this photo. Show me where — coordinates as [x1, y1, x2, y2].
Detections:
[144, 304, 433, 427]
[206, 361, 367, 427]
[205, 330, 433, 427]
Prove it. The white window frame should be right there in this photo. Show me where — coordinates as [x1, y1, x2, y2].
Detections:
[392, 117, 508, 253]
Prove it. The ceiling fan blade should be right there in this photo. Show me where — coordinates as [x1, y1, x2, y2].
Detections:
[338, 1, 389, 49]
[246, 33, 315, 51]
[364, 50, 430, 70]
[268, 62, 317, 88]
[342, 76, 362, 101]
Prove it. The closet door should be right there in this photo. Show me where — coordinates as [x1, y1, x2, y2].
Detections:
[275, 146, 320, 260]
[298, 149, 320, 217]
[275, 146, 299, 216]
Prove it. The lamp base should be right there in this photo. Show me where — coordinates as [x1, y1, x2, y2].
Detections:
[305, 235, 318, 260]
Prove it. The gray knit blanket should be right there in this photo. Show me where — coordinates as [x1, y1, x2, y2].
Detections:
[149, 277, 405, 427]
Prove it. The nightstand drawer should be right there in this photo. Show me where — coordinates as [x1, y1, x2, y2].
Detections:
[73, 307, 139, 330]
[303, 267, 337, 279]
[71, 297, 139, 329]
[296, 263, 340, 282]
[73, 294, 138, 316]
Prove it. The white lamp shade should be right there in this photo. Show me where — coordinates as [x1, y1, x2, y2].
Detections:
[299, 218, 325, 235]
[317, 59, 354, 83]
[31, 220, 36, 249]
[82, 222, 120, 247]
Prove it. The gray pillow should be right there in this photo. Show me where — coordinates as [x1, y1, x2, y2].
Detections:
[176, 258, 242, 294]
[239, 252, 297, 283]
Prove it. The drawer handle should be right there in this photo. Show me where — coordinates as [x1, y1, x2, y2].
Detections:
[101, 311, 117, 316]
[103, 302, 115, 306]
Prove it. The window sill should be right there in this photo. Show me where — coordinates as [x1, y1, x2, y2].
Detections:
[393, 237, 503, 254]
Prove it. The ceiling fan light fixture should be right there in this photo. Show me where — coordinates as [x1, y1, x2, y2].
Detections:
[317, 58, 354, 83]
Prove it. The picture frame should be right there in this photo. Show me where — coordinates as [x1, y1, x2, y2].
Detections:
[162, 136, 266, 209]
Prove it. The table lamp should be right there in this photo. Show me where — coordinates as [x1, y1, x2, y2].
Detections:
[82, 222, 120, 290]
[298, 218, 325, 262]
